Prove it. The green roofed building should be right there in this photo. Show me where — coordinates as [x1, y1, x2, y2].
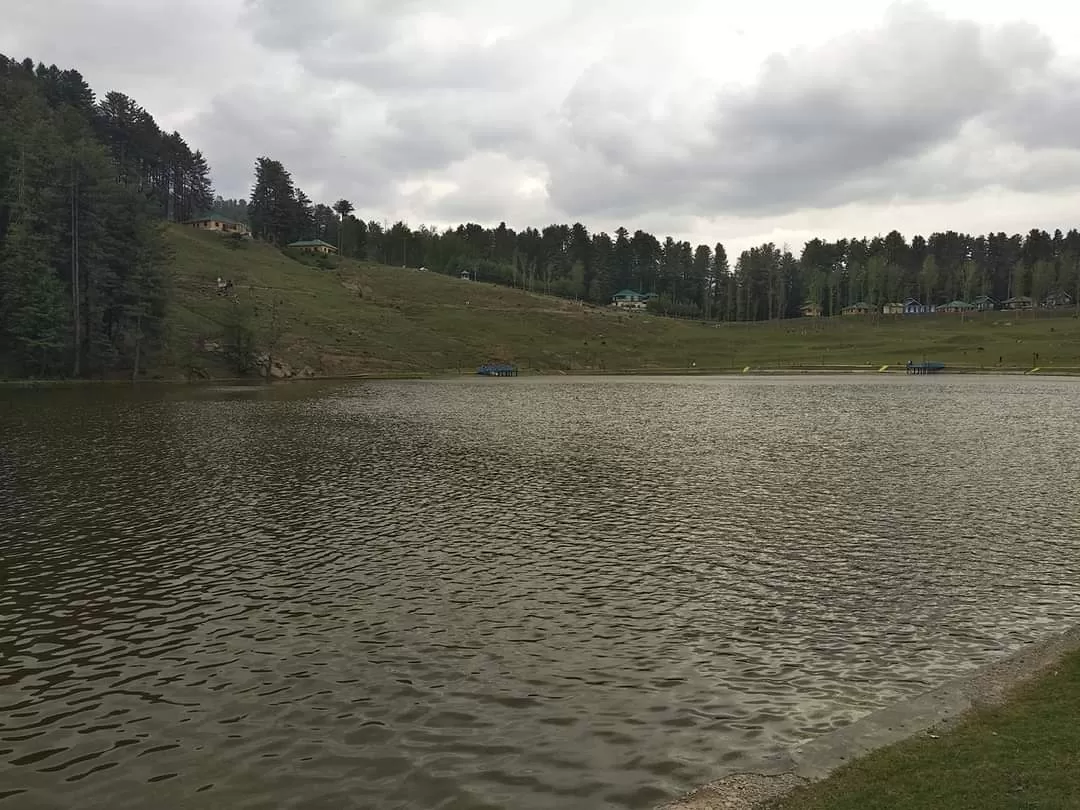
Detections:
[611, 289, 647, 310]
[287, 239, 338, 255]
[184, 214, 250, 236]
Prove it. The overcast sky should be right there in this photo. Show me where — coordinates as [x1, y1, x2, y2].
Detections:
[5, 0, 1080, 254]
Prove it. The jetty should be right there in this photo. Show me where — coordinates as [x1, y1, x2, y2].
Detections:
[907, 361, 945, 375]
[477, 363, 519, 377]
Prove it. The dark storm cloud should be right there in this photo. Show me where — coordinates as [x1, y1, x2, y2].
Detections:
[989, 75, 1080, 150]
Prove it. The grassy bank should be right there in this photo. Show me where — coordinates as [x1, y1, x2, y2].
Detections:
[164, 226, 1080, 378]
[771, 650, 1080, 810]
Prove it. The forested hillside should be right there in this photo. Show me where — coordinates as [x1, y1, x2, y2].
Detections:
[0, 54, 211, 378]
[218, 158, 1080, 323]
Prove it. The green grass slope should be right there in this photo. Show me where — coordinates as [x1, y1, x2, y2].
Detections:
[165, 225, 1080, 378]
[773, 650, 1080, 810]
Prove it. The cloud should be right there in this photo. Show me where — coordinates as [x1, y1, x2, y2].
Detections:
[185, 80, 396, 209]
[1, 0, 257, 130]
[243, 0, 555, 90]
[6, 0, 1080, 254]
[397, 153, 550, 224]
[989, 73, 1080, 150]
[547, 2, 1075, 220]
[234, 0, 1080, 230]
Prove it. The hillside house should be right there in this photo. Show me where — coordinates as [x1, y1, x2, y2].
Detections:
[287, 239, 338, 255]
[882, 302, 904, 315]
[1042, 291, 1073, 309]
[939, 300, 975, 314]
[800, 302, 823, 318]
[842, 302, 873, 316]
[612, 289, 648, 310]
[904, 298, 934, 315]
[1004, 296, 1034, 310]
[185, 215, 250, 237]
[973, 295, 998, 311]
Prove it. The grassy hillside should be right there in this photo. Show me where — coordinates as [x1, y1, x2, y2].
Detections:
[164, 225, 1080, 378]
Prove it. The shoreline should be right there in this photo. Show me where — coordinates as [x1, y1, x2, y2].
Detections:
[3, 365, 1080, 388]
[656, 622, 1080, 810]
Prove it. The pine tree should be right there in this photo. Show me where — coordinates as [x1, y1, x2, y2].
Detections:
[588, 231, 614, 304]
[920, 256, 939, 304]
[693, 244, 711, 316]
[710, 243, 730, 320]
[332, 199, 354, 253]
[0, 219, 67, 375]
[0, 53, 188, 378]
[249, 157, 298, 244]
[294, 189, 315, 241]
[613, 227, 632, 290]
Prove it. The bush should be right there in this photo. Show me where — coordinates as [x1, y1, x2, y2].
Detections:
[646, 295, 703, 319]
[315, 253, 338, 271]
[222, 302, 257, 374]
[223, 232, 249, 251]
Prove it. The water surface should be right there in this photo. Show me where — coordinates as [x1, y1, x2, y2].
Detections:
[2, 375, 1080, 809]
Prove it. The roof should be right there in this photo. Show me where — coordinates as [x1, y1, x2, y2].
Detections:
[844, 301, 871, 309]
[287, 239, 337, 249]
[973, 295, 997, 302]
[943, 300, 975, 308]
[612, 289, 644, 298]
[186, 214, 244, 225]
[1004, 296, 1033, 303]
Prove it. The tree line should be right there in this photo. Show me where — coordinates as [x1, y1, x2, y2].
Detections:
[0, 54, 213, 377]
[223, 157, 1080, 322]
[5, 51, 1079, 380]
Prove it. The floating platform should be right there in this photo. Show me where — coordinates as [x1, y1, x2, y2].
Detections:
[907, 361, 945, 375]
[477, 364, 519, 377]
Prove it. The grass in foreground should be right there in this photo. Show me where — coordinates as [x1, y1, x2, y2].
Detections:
[165, 225, 1080, 377]
[772, 650, 1080, 810]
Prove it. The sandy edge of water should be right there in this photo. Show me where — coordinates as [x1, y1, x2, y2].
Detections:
[656, 623, 1080, 810]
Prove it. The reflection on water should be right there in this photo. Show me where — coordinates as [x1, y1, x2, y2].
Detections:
[2, 376, 1079, 809]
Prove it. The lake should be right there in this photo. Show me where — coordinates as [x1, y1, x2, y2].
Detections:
[2, 375, 1080, 810]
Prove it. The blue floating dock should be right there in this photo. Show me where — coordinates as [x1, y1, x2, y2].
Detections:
[477, 363, 519, 377]
[907, 361, 945, 375]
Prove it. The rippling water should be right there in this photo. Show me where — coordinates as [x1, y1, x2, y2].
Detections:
[3, 375, 1080, 809]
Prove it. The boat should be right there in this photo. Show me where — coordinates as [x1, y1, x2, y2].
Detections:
[477, 364, 519, 377]
[906, 361, 945, 375]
